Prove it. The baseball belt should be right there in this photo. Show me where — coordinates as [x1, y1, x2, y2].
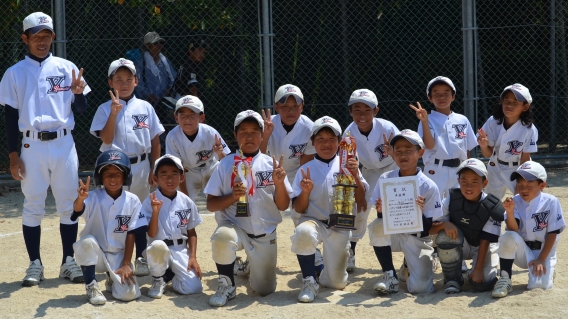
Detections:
[163, 238, 185, 246]
[434, 158, 461, 167]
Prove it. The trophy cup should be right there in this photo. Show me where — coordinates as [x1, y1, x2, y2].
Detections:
[328, 131, 357, 230]
[233, 148, 252, 217]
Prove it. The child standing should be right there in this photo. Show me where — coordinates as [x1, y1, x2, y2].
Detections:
[492, 161, 565, 298]
[90, 58, 165, 276]
[143, 155, 203, 298]
[343, 89, 399, 272]
[478, 84, 538, 200]
[72, 150, 148, 305]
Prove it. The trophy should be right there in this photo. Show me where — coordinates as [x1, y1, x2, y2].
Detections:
[328, 131, 357, 230]
[232, 148, 253, 217]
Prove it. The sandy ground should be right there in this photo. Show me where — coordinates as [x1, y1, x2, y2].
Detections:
[1, 170, 568, 319]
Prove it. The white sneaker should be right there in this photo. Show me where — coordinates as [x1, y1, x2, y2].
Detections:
[492, 272, 513, 298]
[22, 259, 44, 287]
[60, 256, 84, 283]
[298, 276, 319, 303]
[134, 257, 149, 276]
[346, 249, 355, 273]
[314, 248, 324, 267]
[85, 280, 106, 305]
[209, 275, 236, 307]
[432, 253, 440, 272]
[148, 276, 167, 299]
[461, 260, 468, 273]
[105, 272, 113, 292]
[399, 260, 409, 283]
[233, 257, 250, 277]
[373, 270, 399, 294]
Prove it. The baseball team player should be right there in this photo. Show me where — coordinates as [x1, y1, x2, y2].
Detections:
[143, 155, 203, 299]
[492, 161, 565, 298]
[290, 116, 369, 303]
[165, 95, 230, 200]
[204, 110, 292, 307]
[90, 58, 165, 276]
[429, 159, 504, 294]
[72, 150, 148, 305]
[369, 130, 443, 294]
[478, 83, 538, 200]
[343, 89, 399, 272]
[0, 12, 90, 286]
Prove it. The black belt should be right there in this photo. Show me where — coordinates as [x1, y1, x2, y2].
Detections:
[525, 240, 542, 250]
[319, 219, 329, 226]
[164, 238, 184, 246]
[129, 153, 148, 164]
[247, 229, 276, 239]
[434, 158, 461, 168]
[26, 129, 68, 141]
[498, 158, 519, 166]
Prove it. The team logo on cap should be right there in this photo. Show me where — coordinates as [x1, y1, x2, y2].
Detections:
[285, 86, 297, 93]
[375, 144, 388, 161]
[132, 114, 149, 130]
[108, 152, 122, 161]
[321, 117, 333, 124]
[466, 160, 477, 166]
[46, 76, 71, 94]
[175, 209, 190, 228]
[520, 162, 531, 170]
[531, 211, 550, 231]
[195, 149, 213, 164]
[511, 84, 523, 90]
[119, 59, 130, 65]
[256, 171, 274, 188]
[505, 140, 523, 155]
[289, 144, 307, 158]
[114, 215, 131, 233]
[246, 110, 255, 116]
[358, 91, 370, 97]
[452, 124, 467, 139]
[401, 130, 412, 136]
[182, 97, 193, 105]
[38, 16, 50, 24]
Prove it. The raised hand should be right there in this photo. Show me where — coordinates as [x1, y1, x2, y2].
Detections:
[149, 191, 163, 213]
[409, 101, 428, 122]
[272, 155, 287, 185]
[109, 88, 122, 116]
[77, 176, 91, 201]
[503, 197, 514, 216]
[71, 68, 86, 94]
[382, 132, 394, 157]
[477, 128, 489, 148]
[261, 109, 274, 137]
[213, 134, 224, 156]
[299, 167, 313, 193]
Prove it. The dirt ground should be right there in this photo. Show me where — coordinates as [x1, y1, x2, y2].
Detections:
[1, 169, 568, 319]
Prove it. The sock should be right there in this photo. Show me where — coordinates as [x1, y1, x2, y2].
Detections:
[499, 258, 514, 279]
[297, 254, 316, 279]
[350, 241, 357, 255]
[60, 223, 78, 264]
[23, 225, 41, 263]
[216, 262, 236, 286]
[135, 232, 147, 259]
[373, 246, 397, 279]
[163, 267, 175, 283]
[81, 265, 96, 284]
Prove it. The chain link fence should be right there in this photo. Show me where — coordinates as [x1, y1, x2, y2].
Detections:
[1, 0, 568, 172]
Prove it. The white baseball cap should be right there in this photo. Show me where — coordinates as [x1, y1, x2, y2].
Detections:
[234, 110, 264, 131]
[456, 158, 488, 178]
[275, 84, 304, 104]
[23, 12, 54, 34]
[153, 154, 184, 174]
[390, 129, 425, 149]
[510, 161, 547, 182]
[175, 95, 204, 114]
[500, 83, 533, 105]
[426, 76, 456, 96]
[349, 89, 378, 109]
[311, 116, 342, 137]
[144, 31, 165, 44]
[108, 58, 136, 78]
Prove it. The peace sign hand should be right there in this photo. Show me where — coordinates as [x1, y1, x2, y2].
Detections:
[77, 176, 90, 201]
[261, 109, 274, 138]
[71, 68, 86, 94]
[149, 191, 163, 214]
[477, 128, 489, 148]
[409, 101, 428, 123]
[382, 132, 394, 157]
[109, 89, 122, 116]
[213, 134, 224, 156]
[272, 155, 287, 185]
[299, 167, 313, 193]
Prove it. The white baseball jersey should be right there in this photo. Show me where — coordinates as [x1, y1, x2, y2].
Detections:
[266, 114, 315, 181]
[90, 95, 165, 156]
[370, 168, 443, 220]
[166, 123, 230, 171]
[418, 111, 477, 164]
[79, 189, 148, 253]
[344, 118, 399, 170]
[142, 189, 203, 240]
[292, 156, 369, 221]
[204, 152, 293, 236]
[507, 192, 566, 243]
[440, 192, 502, 237]
[0, 54, 91, 131]
[479, 116, 538, 162]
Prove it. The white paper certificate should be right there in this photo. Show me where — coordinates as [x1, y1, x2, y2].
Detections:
[379, 175, 423, 235]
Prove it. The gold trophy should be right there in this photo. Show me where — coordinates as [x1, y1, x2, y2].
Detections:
[233, 148, 251, 217]
[328, 132, 357, 230]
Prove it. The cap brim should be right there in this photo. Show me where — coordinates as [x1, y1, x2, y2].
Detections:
[390, 135, 420, 147]
[26, 25, 54, 34]
[175, 105, 202, 114]
[348, 99, 377, 109]
[153, 157, 183, 174]
[234, 117, 264, 131]
[278, 94, 303, 105]
[510, 170, 538, 181]
[457, 166, 487, 178]
[312, 125, 340, 137]
[98, 163, 125, 174]
[109, 66, 136, 77]
[501, 89, 527, 103]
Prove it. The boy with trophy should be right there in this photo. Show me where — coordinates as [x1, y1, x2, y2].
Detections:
[290, 116, 368, 303]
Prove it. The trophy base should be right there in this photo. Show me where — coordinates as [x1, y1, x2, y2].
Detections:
[327, 213, 356, 230]
[235, 202, 250, 217]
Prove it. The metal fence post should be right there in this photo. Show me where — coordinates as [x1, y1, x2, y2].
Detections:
[261, 0, 273, 110]
[53, 0, 66, 59]
[549, 0, 557, 151]
[462, 0, 475, 130]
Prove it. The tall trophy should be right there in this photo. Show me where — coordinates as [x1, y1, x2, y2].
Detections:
[232, 148, 253, 217]
[328, 131, 357, 230]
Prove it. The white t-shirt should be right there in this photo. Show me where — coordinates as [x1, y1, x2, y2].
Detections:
[479, 116, 538, 162]
[344, 118, 399, 170]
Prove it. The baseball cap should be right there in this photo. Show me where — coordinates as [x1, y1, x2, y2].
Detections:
[144, 32, 165, 44]
[23, 12, 54, 34]
[390, 129, 425, 149]
[153, 154, 184, 174]
[175, 95, 204, 114]
[456, 158, 488, 178]
[500, 83, 533, 105]
[510, 161, 547, 182]
[275, 84, 304, 105]
[234, 110, 264, 131]
[108, 58, 136, 78]
[310, 116, 342, 137]
[426, 76, 456, 96]
[349, 89, 378, 109]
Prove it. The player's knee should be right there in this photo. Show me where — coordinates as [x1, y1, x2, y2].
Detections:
[368, 218, 391, 246]
[75, 235, 98, 251]
[435, 229, 464, 249]
[290, 223, 318, 255]
[211, 227, 238, 264]
[498, 231, 519, 256]
[252, 281, 276, 297]
[176, 279, 203, 295]
[146, 240, 170, 263]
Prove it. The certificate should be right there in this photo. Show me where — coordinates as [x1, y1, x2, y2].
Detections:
[379, 175, 422, 235]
